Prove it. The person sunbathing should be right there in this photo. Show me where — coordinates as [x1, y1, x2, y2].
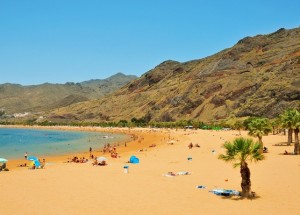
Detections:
[111, 152, 118, 158]
[19, 163, 27, 167]
[98, 160, 107, 166]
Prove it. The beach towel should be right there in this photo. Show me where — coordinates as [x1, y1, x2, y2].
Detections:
[196, 185, 206, 189]
[163, 171, 191, 177]
[210, 189, 240, 196]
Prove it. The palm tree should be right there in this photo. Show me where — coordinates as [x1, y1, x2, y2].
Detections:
[218, 137, 265, 197]
[234, 120, 244, 135]
[247, 118, 272, 147]
[280, 109, 300, 153]
[292, 111, 300, 154]
[270, 118, 281, 135]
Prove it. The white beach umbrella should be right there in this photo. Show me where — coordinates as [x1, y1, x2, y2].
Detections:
[97, 157, 107, 162]
[0, 158, 8, 163]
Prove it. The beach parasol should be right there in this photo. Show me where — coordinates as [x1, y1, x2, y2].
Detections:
[97, 157, 107, 162]
[27, 156, 41, 168]
[27, 156, 38, 161]
[0, 158, 8, 163]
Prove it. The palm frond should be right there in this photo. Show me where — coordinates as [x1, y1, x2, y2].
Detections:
[218, 137, 265, 167]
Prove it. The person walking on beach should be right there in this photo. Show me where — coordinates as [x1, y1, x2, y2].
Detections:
[24, 152, 28, 160]
[89, 147, 92, 155]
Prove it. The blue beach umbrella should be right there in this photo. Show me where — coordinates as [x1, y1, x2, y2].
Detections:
[27, 156, 41, 168]
[0, 158, 8, 163]
[27, 156, 38, 161]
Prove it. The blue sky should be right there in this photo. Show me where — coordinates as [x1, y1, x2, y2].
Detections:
[0, 0, 299, 85]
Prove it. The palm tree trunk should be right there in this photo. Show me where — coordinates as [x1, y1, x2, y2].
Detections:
[294, 128, 299, 155]
[258, 136, 263, 148]
[240, 162, 251, 197]
[288, 128, 293, 145]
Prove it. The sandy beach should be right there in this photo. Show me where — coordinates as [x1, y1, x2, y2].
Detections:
[1, 127, 299, 215]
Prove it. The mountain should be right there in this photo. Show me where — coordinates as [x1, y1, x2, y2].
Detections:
[0, 73, 137, 114]
[80, 73, 138, 96]
[48, 27, 300, 123]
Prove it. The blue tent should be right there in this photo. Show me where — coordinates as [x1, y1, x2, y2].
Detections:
[129, 155, 140, 164]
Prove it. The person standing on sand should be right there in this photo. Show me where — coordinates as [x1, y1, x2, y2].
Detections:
[24, 152, 28, 160]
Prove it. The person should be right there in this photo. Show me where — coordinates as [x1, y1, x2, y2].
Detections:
[40, 159, 46, 168]
[0, 162, 6, 171]
[99, 160, 107, 166]
[263, 147, 268, 153]
[188, 142, 193, 149]
[29, 161, 35, 170]
[24, 152, 28, 160]
[92, 158, 98, 166]
[284, 150, 289, 155]
[89, 147, 92, 154]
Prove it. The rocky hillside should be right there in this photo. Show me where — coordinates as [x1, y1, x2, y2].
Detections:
[0, 73, 137, 114]
[50, 27, 300, 123]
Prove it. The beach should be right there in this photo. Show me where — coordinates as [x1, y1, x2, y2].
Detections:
[0, 127, 299, 215]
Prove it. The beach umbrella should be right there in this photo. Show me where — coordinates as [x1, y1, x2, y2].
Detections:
[27, 156, 41, 168]
[27, 156, 38, 161]
[0, 158, 8, 163]
[97, 157, 107, 162]
[34, 159, 41, 168]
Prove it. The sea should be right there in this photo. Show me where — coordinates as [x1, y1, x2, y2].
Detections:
[0, 127, 131, 159]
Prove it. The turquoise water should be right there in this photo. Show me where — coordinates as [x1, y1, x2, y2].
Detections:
[0, 128, 130, 159]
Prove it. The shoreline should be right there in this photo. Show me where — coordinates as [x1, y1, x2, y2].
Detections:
[1, 125, 170, 170]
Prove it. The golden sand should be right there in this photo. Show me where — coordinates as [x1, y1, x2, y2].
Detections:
[1, 127, 299, 215]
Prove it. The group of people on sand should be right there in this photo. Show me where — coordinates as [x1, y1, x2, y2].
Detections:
[69, 156, 88, 163]
[102, 144, 119, 158]
[188, 142, 200, 149]
[92, 157, 107, 166]
[28, 159, 46, 169]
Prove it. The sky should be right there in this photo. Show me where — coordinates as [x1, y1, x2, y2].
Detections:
[0, 0, 299, 85]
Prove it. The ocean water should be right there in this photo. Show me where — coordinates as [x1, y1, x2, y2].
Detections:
[0, 128, 131, 159]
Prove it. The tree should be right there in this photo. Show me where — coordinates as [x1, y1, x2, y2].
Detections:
[270, 118, 281, 135]
[218, 137, 265, 197]
[234, 120, 244, 135]
[280, 109, 300, 153]
[247, 118, 272, 147]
